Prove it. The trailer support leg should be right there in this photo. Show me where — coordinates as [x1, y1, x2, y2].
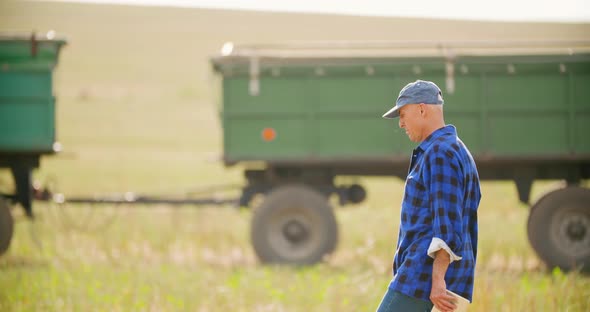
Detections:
[11, 164, 33, 218]
[515, 178, 533, 205]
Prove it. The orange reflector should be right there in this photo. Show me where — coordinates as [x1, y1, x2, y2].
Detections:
[261, 127, 277, 142]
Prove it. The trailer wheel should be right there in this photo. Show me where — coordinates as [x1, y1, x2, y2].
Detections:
[0, 198, 14, 256]
[251, 184, 338, 265]
[527, 187, 590, 272]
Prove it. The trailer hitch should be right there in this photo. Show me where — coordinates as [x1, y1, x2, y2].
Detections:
[33, 184, 239, 207]
[28, 181, 241, 233]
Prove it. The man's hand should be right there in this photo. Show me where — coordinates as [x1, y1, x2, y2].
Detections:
[431, 249, 457, 311]
[430, 278, 457, 312]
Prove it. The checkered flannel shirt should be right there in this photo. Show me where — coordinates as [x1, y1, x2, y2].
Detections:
[389, 125, 481, 302]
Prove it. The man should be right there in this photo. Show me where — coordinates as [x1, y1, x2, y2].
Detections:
[376, 80, 481, 312]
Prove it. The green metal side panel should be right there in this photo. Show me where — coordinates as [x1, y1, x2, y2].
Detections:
[218, 54, 590, 163]
[224, 78, 311, 159]
[486, 74, 568, 156]
[572, 73, 590, 153]
[0, 36, 66, 154]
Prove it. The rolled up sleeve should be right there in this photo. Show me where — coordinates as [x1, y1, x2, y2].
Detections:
[427, 237, 462, 262]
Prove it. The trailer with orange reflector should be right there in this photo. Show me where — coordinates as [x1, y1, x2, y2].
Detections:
[211, 40, 590, 268]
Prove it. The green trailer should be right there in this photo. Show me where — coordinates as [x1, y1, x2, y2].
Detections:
[0, 32, 66, 255]
[211, 40, 590, 268]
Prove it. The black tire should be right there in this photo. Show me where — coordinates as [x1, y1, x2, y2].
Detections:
[527, 187, 590, 272]
[251, 184, 338, 265]
[0, 198, 14, 256]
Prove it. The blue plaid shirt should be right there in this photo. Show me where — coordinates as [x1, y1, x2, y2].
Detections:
[389, 125, 481, 302]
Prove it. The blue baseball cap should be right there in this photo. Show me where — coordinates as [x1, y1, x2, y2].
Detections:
[382, 80, 444, 119]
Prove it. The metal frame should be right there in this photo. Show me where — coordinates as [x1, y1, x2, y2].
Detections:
[213, 40, 590, 61]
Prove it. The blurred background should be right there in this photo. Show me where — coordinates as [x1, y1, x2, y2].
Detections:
[0, 0, 589, 311]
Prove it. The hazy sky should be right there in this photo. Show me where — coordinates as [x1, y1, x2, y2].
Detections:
[48, 0, 590, 22]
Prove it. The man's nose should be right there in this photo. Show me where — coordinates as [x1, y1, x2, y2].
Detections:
[399, 119, 404, 129]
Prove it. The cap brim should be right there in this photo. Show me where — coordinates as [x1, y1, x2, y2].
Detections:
[382, 106, 400, 119]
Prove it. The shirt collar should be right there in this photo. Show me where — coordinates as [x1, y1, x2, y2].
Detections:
[415, 124, 457, 153]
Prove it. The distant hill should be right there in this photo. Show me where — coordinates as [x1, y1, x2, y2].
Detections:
[1, 1, 589, 101]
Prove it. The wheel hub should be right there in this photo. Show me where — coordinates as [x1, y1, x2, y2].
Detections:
[556, 212, 590, 256]
[566, 220, 586, 241]
[282, 219, 309, 244]
[564, 215, 590, 242]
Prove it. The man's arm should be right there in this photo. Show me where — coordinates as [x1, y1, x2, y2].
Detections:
[430, 249, 457, 312]
[426, 145, 465, 311]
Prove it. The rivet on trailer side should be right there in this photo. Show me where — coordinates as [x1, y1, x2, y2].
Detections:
[211, 40, 590, 268]
[0, 31, 67, 255]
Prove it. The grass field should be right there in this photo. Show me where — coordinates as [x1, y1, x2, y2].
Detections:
[1, 1, 590, 311]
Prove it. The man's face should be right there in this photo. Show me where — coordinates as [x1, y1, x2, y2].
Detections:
[398, 104, 425, 142]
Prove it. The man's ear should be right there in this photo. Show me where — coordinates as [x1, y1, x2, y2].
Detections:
[419, 103, 426, 116]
